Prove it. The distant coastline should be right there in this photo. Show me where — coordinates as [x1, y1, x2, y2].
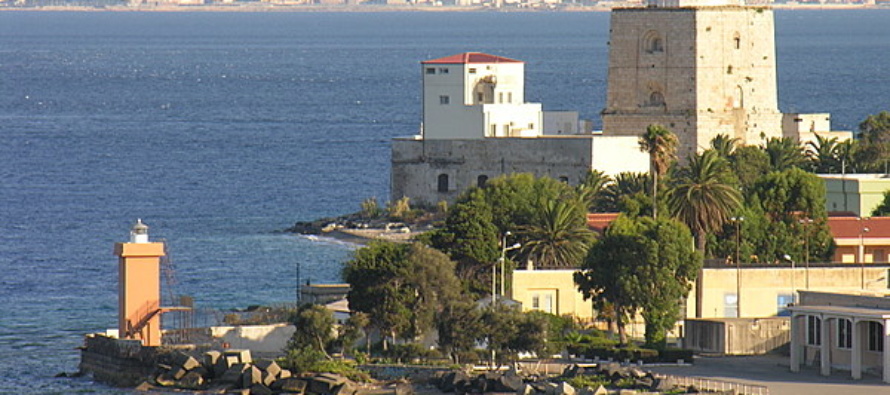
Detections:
[1, 3, 887, 12]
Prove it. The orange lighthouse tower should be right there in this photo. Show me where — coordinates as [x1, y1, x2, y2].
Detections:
[114, 219, 165, 347]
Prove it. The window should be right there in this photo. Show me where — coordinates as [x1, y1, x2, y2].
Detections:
[438, 67, 449, 74]
[477, 92, 484, 103]
[838, 319, 853, 349]
[724, 293, 738, 318]
[528, 123, 535, 129]
[508, 92, 513, 103]
[868, 321, 884, 352]
[498, 92, 504, 103]
[531, 292, 554, 314]
[733, 33, 741, 50]
[643, 30, 664, 54]
[426, 67, 436, 75]
[807, 315, 822, 346]
[649, 91, 665, 107]
[437, 174, 449, 193]
[503, 125, 510, 136]
[490, 124, 497, 136]
[477, 175, 488, 188]
[469, 68, 477, 74]
[439, 95, 450, 105]
[559, 176, 569, 183]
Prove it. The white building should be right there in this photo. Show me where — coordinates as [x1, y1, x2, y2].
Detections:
[391, 52, 648, 206]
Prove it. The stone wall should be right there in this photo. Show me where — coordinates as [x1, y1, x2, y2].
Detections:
[79, 334, 160, 387]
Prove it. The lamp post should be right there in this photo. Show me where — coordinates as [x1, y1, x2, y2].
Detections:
[784, 254, 795, 304]
[731, 216, 744, 318]
[499, 231, 521, 298]
[799, 218, 813, 289]
[858, 217, 870, 289]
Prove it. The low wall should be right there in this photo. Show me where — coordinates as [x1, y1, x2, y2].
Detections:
[78, 334, 159, 387]
[210, 323, 295, 355]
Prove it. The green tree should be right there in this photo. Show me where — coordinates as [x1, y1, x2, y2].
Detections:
[874, 191, 890, 217]
[807, 134, 841, 173]
[575, 215, 700, 347]
[746, 168, 835, 262]
[729, 145, 771, 191]
[343, 241, 461, 347]
[518, 199, 595, 268]
[578, 169, 611, 212]
[338, 312, 370, 355]
[600, 172, 651, 215]
[429, 189, 499, 296]
[857, 111, 890, 171]
[639, 124, 679, 219]
[667, 150, 742, 254]
[288, 304, 336, 359]
[764, 137, 807, 171]
[481, 305, 549, 365]
[482, 173, 576, 232]
[437, 300, 485, 363]
[710, 134, 740, 159]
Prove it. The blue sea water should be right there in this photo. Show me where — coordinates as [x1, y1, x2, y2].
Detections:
[0, 9, 888, 393]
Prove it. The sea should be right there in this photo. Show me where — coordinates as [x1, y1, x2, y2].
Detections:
[1, 9, 889, 394]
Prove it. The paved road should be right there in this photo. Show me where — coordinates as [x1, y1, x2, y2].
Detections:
[646, 354, 889, 395]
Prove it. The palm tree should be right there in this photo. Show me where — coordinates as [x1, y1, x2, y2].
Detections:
[639, 124, 678, 219]
[710, 134, 740, 159]
[764, 137, 807, 171]
[807, 134, 840, 173]
[518, 199, 595, 268]
[600, 172, 649, 213]
[577, 169, 611, 212]
[667, 150, 742, 253]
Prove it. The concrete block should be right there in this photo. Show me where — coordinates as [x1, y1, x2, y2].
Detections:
[171, 366, 188, 380]
[219, 363, 249, 385]
[225, 349, 253, 364]
[205, 350, 222, 369]
[249, 384, 273, 395]
[279, 369, 293, 379]
[516, 383, 536, 395]
[557, 381, 576, 395]
[310, 373, 347, 394]
[254, 359, 282, 377]
[180, 355, 201, 371]
[178, 371, 205, 389]
[334, 382, 356, 395]
[242, 365, 263, 388]
[261, 371, 276, 387]
[277, 377, 309, 394]
[591, 385, 608, 395]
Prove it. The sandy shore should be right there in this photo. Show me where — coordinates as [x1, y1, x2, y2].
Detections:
[313, 227, 425, 245]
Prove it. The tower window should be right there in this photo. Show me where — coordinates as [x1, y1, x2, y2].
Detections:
[649, 91, 665, 107]
[439, 95, 450, 105]
[438, 67, 449, 74]
[643, 30, 664, 54]
[734, 33, 741, 50]
[426, 67, 436, 75]
[437, 174, 449, 193]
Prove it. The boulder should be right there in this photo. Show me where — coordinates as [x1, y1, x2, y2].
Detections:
[279, 369, 293, 379]
[494, 371, 523, 392]
[170, 366, 189, 380]
[590, 385, 608, 395]
[204, 351, 222, 371]
[394, 382, 414, 395]
[242, 366, 263, 388]
[649, 377, 673, 392]
[179, 355, 202, 371]
[543, 382, 560, 395]
[437, 372, 457, 392]
[556, 382, 576, 395]
[334, 382, 357, 395]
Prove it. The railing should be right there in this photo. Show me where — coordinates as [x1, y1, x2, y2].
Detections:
[702, 259, 890, 269]
[654, 373, 769, 395]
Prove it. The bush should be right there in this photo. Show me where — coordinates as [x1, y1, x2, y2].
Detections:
[278, 346, 371, 382]
[565, 375, 610, 390]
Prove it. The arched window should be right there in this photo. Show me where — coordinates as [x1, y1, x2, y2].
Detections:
[477, 175, 488, 188]
[437, 174, 449, 193]
[643, 30, 664, 54]
[649, 91, 665, 107]
[733, 86, 744, 109]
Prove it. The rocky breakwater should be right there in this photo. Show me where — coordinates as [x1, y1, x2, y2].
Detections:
[427, 363, 730, 395]
[139, 348, 362, 395]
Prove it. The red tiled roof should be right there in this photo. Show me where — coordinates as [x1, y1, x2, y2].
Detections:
[422, 52, 523, 65]
[587, 213, 620, 236]
[828, 217, 890, 239]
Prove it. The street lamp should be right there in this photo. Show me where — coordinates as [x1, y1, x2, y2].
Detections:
[858, 217, 870, 289]
[500, 231, 521, 298]
[799, 218, 813, 289]
[783, 254, 795, 304]
[731, 216, 744, 318]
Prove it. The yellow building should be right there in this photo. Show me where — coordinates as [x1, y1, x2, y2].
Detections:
[822, 174, 890, 217]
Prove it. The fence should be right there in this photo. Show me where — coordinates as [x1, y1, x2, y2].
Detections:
[655, 373, 769, 395]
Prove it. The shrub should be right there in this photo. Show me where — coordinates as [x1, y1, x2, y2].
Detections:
[565, 375, 610, 390]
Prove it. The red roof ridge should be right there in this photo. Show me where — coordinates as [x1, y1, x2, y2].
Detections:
[422, 52, 524, 65]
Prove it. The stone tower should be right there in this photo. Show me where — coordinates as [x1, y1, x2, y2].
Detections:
[602, 0, 785, 159]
